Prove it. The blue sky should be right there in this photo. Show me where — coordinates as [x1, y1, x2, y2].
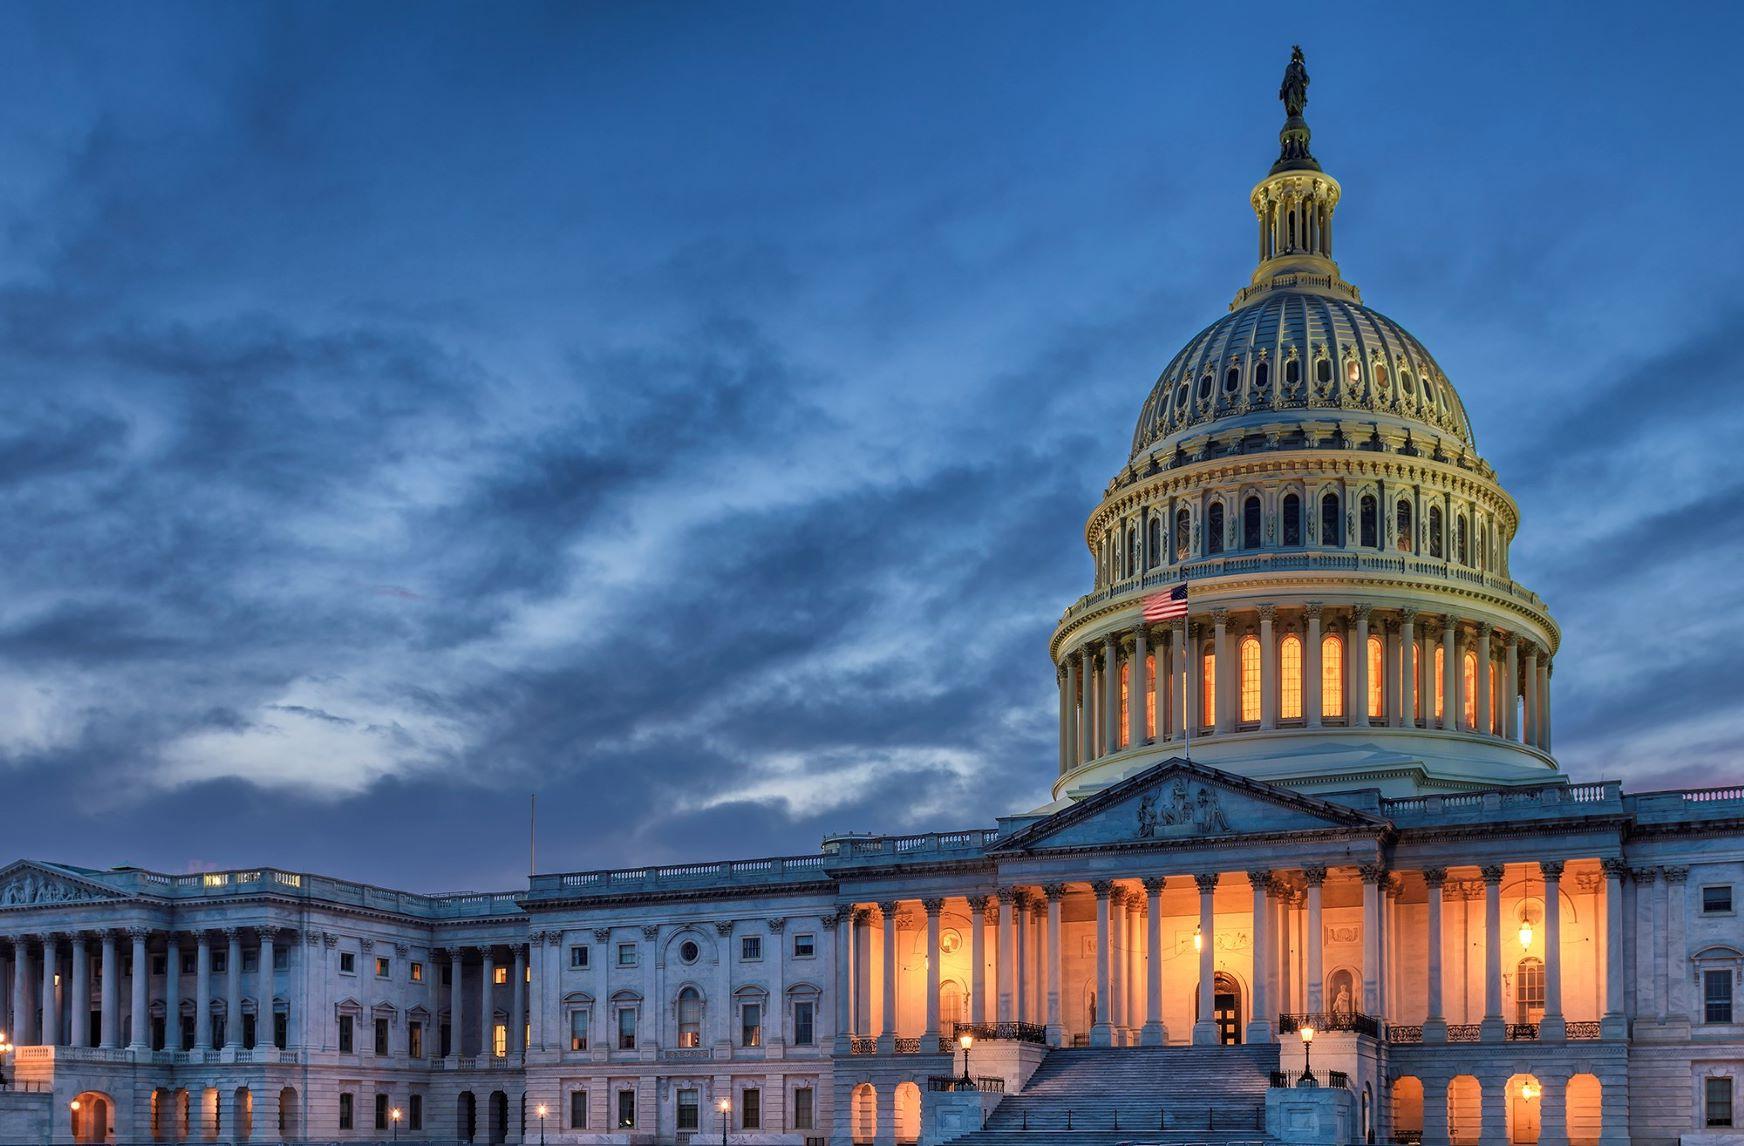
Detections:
[0, 3, 1738, 891]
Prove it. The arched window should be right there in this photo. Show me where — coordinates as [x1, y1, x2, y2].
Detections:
[1410, 642, 1422, 721]
[1125, 527, 1138, 578]
[1147, 517, 1162, 569]
[1286, 358, 1301, 386]
[1280, 634, 1303, 720]
[1239, 635, 1261, 723]
[1321, 634, 1344, 718]
[1367, 635, 1385, 719]
[1207, 503, 1225, 555]
[1433, 646, 1446, 721]
[1396, 500, 1413, 553]
[1516, 957, 1545, 1023]
[1316, 356, 1332, 385]
[1243, 497, 1262, 549]
[1428, 505, 1444, 558]
[1280, 493, 1301, 546]
[1456, 516, 1469, 565]
[1145, 652, 1157, 740]
[1174, 508, 1191, 562]
[677, 988, 702, 1048]
[1462, 650, 1478, 729]
[1118, 659, 1130, 749]
[1320, 493, 1341, 547]
[1255, 360, 1270, 390]
[1359, 495, 1378, 548]
[1200, 648, 1216, 730]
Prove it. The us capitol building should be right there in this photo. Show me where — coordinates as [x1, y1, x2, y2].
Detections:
[1, 51, 1739, 1146]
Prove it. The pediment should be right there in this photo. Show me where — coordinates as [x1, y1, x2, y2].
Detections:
[991, 758, 1388, 853]
[0, 861, 129, 909]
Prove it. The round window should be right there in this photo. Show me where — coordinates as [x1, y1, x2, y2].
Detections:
[679, 940, 700, 964]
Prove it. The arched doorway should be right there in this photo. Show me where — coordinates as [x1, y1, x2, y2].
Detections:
[894, 1082, 921, 1143]
[1507, 1074, 1542, 1144]
[278, 1088, 298, 1139]
[851, 1083, 876, 1145]
[1567, 1074, 1602, 1144]
[457, 1091, 477, 1143]
[69, 1092, 113, 1144]
[488, 1090, 509, 1143]
[1448, 1076, 1482, 1145]
[1392, 1076, 1424, 1141]
[1194, 972, 1244, 1044]
[232, 1087, 252, 1141]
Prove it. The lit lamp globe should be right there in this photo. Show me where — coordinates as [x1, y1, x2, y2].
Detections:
[1298, 1025, 1316, 1086]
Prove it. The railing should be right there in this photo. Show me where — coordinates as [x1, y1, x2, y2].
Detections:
[850, 1037, 877, 1056]
[1506, 1023, 1539, 1041]
[1566, 1021, 1602, 1041]
[1680, 785, 1744, 803]
[926, 1076, 1005, 1093]
[1271, 1069, 1349, 1089]
[949, 1020, 1048, 1045]
[661, 1048, 713, 1062]
[1387, 1024, 1423, 1044]
[1392, 1133, 1425, 1144]
[1278, 1011, 1381, 1039]
[1446, 1024, 1482, 1043]
[540, 852, 841, 895]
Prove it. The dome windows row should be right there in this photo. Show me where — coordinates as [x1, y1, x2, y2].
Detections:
[1160, 347, 1447, 431]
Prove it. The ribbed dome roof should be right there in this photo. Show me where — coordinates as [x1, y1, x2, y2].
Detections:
[1128, 290, 1475, 461]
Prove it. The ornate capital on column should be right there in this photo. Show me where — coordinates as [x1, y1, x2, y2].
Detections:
[765, 916, 787, 933]
[1600, 857, 1629, 880]
[220, 927, 240, 942]
[323, 933, 339, 949]
[590, 927, 612, 943]
[1476, 621, 1495, 639]
[1013, 889, 1034, 910]
[1629, 867, 1658, 885]
[1089, 880, 1113, 900]
[126, 926, 152, 942]
[1504, 632, 1520, 650]
[995, 887, 1017, 906]
[302, 930, 322, 948]
[1302, 864, 1327, 887]
[920, 898, 944, 916]
[1399, 606, 1418, 624]
[1257, 604, 1277, 622]
[1140, 876, 1166, 894]
[1353, 603, 1373, 622]
[545, 931, 561, 947]
[1663, 865, 1689, 884]
[1193, 872, 1219, 894]
[474, 944, 494, 957]
[1118, 632, 1136, 653]
[1479, 864, 1505, 885]
[1041, 884, 1066, 902]
[1210, 607, 1230, 627]
[819, 911, 843, 929]
[710, 920, 733, 937]
[1422, 867, 1448, 887]
[1357, 862, 1388, 885]
[965, 895, 990, 913]
[394, 942, 410, 957]
[876, 900, 902, 919]
[1108, 885, 1128, 907]
[1303, 602, 1324, 620]
[1538, 860, 1565, 880]
[1385, 875, 1404, 898]
[1246, 870, 1273, 890]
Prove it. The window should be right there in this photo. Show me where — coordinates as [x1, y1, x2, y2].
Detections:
[677, 1088, 700, 1132]
[242, 1013, 256, 1049]
[1396, 499, 1413, 552]
[740, 936, 763, 961]
[1285, 357, 1300, 386]
[152, 954, 166, 975]
[1428, 505, 1444, 558]
[339, 1093, 354, 1131]
[570, 945, 590, 968]
[679, 940, 700, 964]
[569, 1008, 589, 1051]
[493, 965, 508, 985]
[1321, 634, 1345, 718]
[409, 1020, 424, 1059]
[793, 1000, 815, 1046]
[1207, 503, 1225, 554]
[1255, 360, 1270, 390]
[338, 1015, 354, 1054]
[1515, 957, 1545, 1023]
[1359, 495, 1378, 548]
[742, 1088, 762, 1130]
[677, 988, 702, 1047]
[1374, 361, 1390, 391]
[1200, 648, 1216, 729]
[792, 933, 815, 959]
[1242, 496, 1261, 548]
[1145, 651, 1157, 739]
[1146, 516, 1161, 568]
[211, 952, 225, 974]
[375, 1093, 389, 1131]
[441, 963, 452, 986]
[1462, 650, 1478, 729]
[1125, 525, 1137, 578]
[1320, 492, 1341, 547]
[1239, 635, 1261, 723]
[273, 947, 289, 970]
[1367, 635, 1384, 719]
[440, 1022, 451, 1057]
[1457, 516, 1470, 565]
[741, 1002, 763, 1047]
[794, 1087, 815, 1130]
[274, 1012, 287, 1049]
[338, 952, 356, 975]
[1316, 355, 1332, 385]
[617, 1008, 637, 1050]
[1118, 659, 1129, 748]
[181, 953, 196, 975]
[1197, 372, 1212, 401]
[1174, 508, 1191, 561]
[1282, 493, 1301, 546]
[410, 1094, 422, 1130]
[409, 961, 423, 983]
[1705, 969, 1734, 1023]
[617, 943, 637, 967]
[616, 1090, 636, 1129]
[1708, 1077, 1735, 1127]
[374, 1016, 389, 1055]
[1280, 634, 1303, 720]
[493, 1022, 507, 1057]
[1224, 364, 1240, 394]
[1346, 357, 1361, 385]
[1703, 886, 1734, 914]
[570, 1090, 588, 1130]
[376, 957, 391, 978]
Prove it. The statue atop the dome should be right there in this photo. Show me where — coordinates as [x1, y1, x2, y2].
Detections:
[1271, 45, 1321, 174]
[1280, 45, 1309, 119]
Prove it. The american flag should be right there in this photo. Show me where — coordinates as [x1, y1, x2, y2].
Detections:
[1143, 582, 1189, 622]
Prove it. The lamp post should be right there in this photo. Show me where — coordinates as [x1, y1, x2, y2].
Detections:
[718, 1096, 731, 1146]
[536, 1103, 548, 1145]
[390, 1106, 401, 1141]
[1298, 1025, 1316, 1086]
[958, 1033, 974, 1089]
[69, 1099, 81, 1138]
[0, 1030, 12, 1087]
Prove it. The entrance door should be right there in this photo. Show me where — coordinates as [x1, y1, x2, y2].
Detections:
[1213, 973, 1242, 1045]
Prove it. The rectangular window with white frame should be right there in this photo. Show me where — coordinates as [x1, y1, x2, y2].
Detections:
[741, 1002, 761, 1047]
[616, 1089, 635, 1129]
[570, 945, 589, 969]
[741, 1087, 760, 1130]
[793, 1087, 814, 1130]
[570, 1090, 587, 1129]
[676, 1088, 699, 1131]
[570, 1009, 588, 1051]
[1703, 884, 1734, 914]
[617, 1007, 637, 1050]
[792, 932, 815, 959]
[617, 943, 637, 968]
[1709, 1076, 1735, 1127]
[793, 1000, 814, 1046]
[740, 936, 762, 961]
[338, 952, 355, 975]
[1704, 969, 1734, 1024]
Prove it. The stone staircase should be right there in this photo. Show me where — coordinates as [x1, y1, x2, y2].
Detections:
[947, 1044, 1279, 1145]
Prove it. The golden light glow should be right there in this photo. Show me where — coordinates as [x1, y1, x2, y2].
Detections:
[1519, 916, 1534, 950]
[536, 1105, 547, 1119]
[1321, 634, 1344, 717]
[1434, 646, 1446, 719]
[1193, 925, 1203, 953]
[1201, 650, 1216, 728]
[1239, 635, 1261, 722]
[1463, 650, 1478, 729]
[1521, 1080, 1540, 1101]
[1280, 634, 1303, 719]
[1118, 661, 1130, 749]
[718, 1098, 732, 1112]
[1300, 1025, 1315, 1044]
[70, 1101, 81, 1112]
[1144, 652, 1157, 740]
[959, 1033, 973, 1050]
[391, 1108, 402, 1123]
[1366, 635, 1384, 718]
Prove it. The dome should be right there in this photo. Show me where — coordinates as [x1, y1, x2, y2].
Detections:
[1128, 291, 1476, 462]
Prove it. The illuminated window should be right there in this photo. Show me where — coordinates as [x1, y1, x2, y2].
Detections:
[1396, 499, 1413, 553]
[1200, 649, 1216, 729]
[1428, 505, 1444, 558]
[1434, 646, 1446, 719]
[677, 988, 702, 1048]
[1243, 497, 1262, 549]
[493, 1022, 507, 1058]
[1515, 957, 1545, 1023]
[1174, 509, 1191, 561]
[1321, 635, 1344, 718]
[1118, 660, 1130, 749]
[1239, 636, 1261, 722]
[1280, 634, 1303, 720]
[1145, 653, 1157, 740]
[493, 966, 508, 985]
[1208, 503, 1225, 555]
[1346, 357, 1361, 385]
[1282, 493, 1302, 546]
[1320, 493, 1341, 546]
[1359, 495, 1378, 548]
[1367, 636, 1384, 719]
[1462, 651, 1478, 729]
[1374, 361, 1390, 391]
[1411, 643, 1422, 720]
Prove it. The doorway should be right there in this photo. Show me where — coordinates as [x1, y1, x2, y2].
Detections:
[1195, 972, 1244, 1044]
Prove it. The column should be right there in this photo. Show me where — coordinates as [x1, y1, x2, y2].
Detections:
[1543, 660, 1553, 750]
[1013, 891, 1030, 1023]
[995, 889, 1016, 1023]
[447, 949, 463, 1058]
[1476, 622, 1493, 735]
[1031, 899, 1048, 1032]
[922, 899, 942, 1040]
[1057, 664, 1071, 773]
[1304, 604, 1324, 727]
[1480, 864, 1504, 1041]
[1423, 868, 1448, 1042]
[38, 934, 58, 1046]
[1192, 873, 1218, 1045]
[1183, 622, 1201, 735]
[1421, 1074, 1451, 1146]
[10, 940, 30, 1045]
[1259, 605, 1278, 730]
[1107, 888, 1126, 1042]
[163, 935, 182, 1052]
[1103, 638, 1120, 751]
[877, 902, 899, 1052]
[1173, 621, 1189, 738]
[1359, 864, 1383, 1016]
[1480, 1072, 1506, 1144]
[1385, 619, 1401, 725]
[1352, 604, 1371, 727]
[1090, 881, 1112, 1046]
[1126, 896, 1143, 1035]
[832, 911, 852, 1053]
[1653, 871, 1669, 1022]
[1077, 646, 1095, 762]
[1540, 861, 1566, 1039]
[1304, 865, 1325, 1011]
[1523, 645, 1540, 746]
[1131, 623, 1149, 744]
[1503, 635, 1520, 740]
[477, 946, 496, 1056]
[70, 936, 90, 1048]
[129, 928, 150, 1051]
[1140, 878, 1164, 1045]
[1664, 866, 1689, 1023]
[1441, 616, 1459, 731]
[854, 910, 873, 1035]
[194, 933, 212, 1051]
[1540, 1073, 1569, 1146]
[1399, 608, 1417, 728]
[1212, 609, 1232, 733]
[967, 897, 988, 1025]
[256, 930, 274, 1050]
[1601, 859, 1628, 1037]
[1043, 887, 1064, 1046]
[1632, 868, 1658, 1023]
[511, 943, 527, 1056]
[1152, 627, 1169, 742]
[1246, 871, 1272, 1042]
[222, 929, 242, 1050]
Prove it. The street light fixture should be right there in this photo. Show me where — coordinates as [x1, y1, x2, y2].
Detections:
[958, 1033, 974, 1089]
[0, 1030, 13, 1088]
[718, 1096, 731, 1146]
[536, 1103, 548, 1145]
[1298, 1025, 1317, 1086]
[390, 1106, 401, 1142]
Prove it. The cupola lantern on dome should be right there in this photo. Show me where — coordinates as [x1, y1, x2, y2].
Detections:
[1048, 50, 1560, 804]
